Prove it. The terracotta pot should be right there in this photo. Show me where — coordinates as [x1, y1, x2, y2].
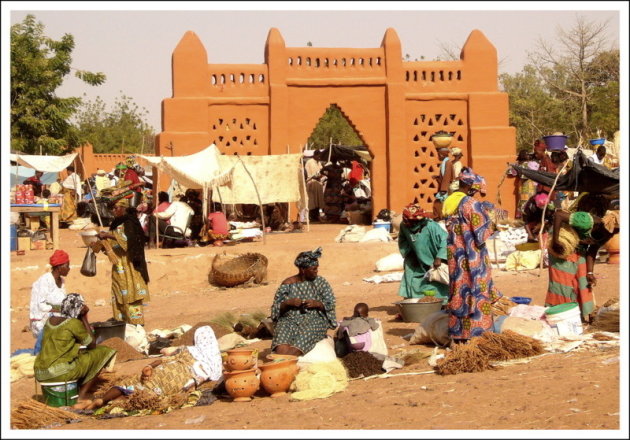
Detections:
[223, 368, 259, 402]
[259, 358, 299, 398]
[225, 348, 257, 371]
[604, 233, 620, 264]
[431, 135, 453, 148]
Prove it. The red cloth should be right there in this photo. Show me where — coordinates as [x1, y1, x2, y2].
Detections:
[156, 202, 171, 213]
[348, 161, 364, 182]
[207, 212, 229, 235]
[49, 249, 69, 267]
[124, 169, 142, 191]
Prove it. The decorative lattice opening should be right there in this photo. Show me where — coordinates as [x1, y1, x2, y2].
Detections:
[408, 109, 468, 209]
[210, 116, 260, 155]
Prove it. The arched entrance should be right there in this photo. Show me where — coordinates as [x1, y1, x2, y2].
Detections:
[156, 27, 516, 215]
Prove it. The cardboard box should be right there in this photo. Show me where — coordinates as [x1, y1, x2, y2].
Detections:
[17, 237, 31, 252]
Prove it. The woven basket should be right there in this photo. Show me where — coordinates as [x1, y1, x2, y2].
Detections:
[211, 253, 268, 287]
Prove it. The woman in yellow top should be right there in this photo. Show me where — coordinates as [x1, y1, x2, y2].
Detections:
[97, 197, 150, 325]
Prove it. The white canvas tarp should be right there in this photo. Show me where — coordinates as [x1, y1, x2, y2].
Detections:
[10, 153, 77, 172]
[213, 153, 304, 205]
[139, 145, 234, 189]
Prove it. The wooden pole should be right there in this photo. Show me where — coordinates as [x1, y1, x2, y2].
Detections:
[76, 154, 103, 227]
[287, 144, 291, 222]
[236, 155, 266, 245]
[300, 155, 310, 232]
[537, 160, 569, 277]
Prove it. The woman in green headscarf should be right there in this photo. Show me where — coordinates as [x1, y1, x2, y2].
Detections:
[397, 204, 448, 301]
[546, 207, 617, 322]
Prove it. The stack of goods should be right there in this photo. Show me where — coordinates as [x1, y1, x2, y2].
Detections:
[14, 184, 36, 204]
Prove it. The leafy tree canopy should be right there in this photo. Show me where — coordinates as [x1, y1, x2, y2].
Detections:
[74, 93, 155, 154]
[306, 105, 364, 150]
[11, 14, 106, 155]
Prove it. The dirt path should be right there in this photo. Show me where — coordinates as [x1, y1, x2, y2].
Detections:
[8, 225, 622, 430]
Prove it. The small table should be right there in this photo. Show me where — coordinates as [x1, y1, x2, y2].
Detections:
[11, 204, 61, 250]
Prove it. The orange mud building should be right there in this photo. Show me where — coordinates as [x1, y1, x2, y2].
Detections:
[155, 27, 517, 215]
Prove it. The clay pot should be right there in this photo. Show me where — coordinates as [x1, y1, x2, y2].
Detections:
[604, 233, 620, 264]
[259, 358, 299, 398]
[225, 348, 257, 371]
[223, 368, 259, 402]
[431, 131, 454, 148]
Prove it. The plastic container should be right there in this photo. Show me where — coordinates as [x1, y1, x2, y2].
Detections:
[372, 222, 391, 232]
[510, 296, 532, 305]
[543, 135, 568, 151]
[589, 138, 605, 146]
[40, 380, 78, 407]
[10, 224, 18, 251]
[395, 299, 443, 323]
[92, 320, 126, 344]
[545, 302, 582, 336]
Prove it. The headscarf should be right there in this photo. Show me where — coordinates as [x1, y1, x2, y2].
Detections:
[115, 162, 127, 170]
[125, 155, 137, 168]
[60, 293, 85, 319]
[569, 211, 594, 239]
[534, 193, 550, 209]
[458, 168, 477, 187]
[113, 197, 130, 208]
[187, 326, 223, 382]
[402, 203, 431, 223]
[294, 247, 322, 268]
[471, 174, 487, 195]
[49, 249, 70, 267]
[451, 147, 462, 157]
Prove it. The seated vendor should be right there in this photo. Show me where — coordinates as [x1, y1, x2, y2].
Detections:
[271, 247, 337, 356]
[80, 325, 223, 410]
[34, 293, 117, 409]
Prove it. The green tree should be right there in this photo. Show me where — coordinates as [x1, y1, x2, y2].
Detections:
[75, 93, 155, 154]
[10, 14, 105, 155]
[585, 49, 619, 139]
[306, 105, 364, 149]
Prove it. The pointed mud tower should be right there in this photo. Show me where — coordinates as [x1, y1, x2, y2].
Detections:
[157, 28, 516, 215]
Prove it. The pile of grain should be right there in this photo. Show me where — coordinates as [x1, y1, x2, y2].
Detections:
[435, 330, 544, 375]
[11, 399, 84, 429]
[100, 337, 146, 362]
[341, 351, 384, 378]
[171, 322, 232, 347]
[418, 297, 442, 304]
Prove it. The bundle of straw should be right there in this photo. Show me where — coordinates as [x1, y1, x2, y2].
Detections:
[435, 331, 544, 375]
[11, 399, 84, 429]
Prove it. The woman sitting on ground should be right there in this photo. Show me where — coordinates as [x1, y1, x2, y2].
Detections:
[34, 293, 117, 409]
[83, 325, 223, 410]
[271, 247, 337, 356]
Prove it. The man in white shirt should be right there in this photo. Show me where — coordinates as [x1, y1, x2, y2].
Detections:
[60, 166, 82, 222]
[150, 194, 194, 247]
[588, 145, 606, 166]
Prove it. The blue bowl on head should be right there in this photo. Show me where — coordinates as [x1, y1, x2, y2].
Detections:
[510, 296, 532, 305]
[589, 138, 605, 146]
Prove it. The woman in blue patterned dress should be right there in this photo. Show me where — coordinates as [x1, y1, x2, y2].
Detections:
[442, 170, 502, 343]
[271, 247, 337, 356]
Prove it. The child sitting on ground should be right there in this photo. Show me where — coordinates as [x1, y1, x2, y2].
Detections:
[340, 303, 380, 337]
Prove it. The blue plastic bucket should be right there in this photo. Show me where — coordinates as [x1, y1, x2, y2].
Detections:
[10, 224, 18, 251]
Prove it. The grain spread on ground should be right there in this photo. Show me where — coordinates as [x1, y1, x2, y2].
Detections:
[100, 337, 146, 362]
[341, 351, 384, 378]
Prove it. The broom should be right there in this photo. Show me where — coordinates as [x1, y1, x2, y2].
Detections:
[11, 399, 84, 429]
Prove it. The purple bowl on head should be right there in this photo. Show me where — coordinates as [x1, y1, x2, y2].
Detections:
[543, 135, 568, 151]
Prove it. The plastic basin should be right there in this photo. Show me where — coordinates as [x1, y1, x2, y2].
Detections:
[510, 296, 532, 305]
[543, 135, 568, 151]
[589, 138, 605, 146]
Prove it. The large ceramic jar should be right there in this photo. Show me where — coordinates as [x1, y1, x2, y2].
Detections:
[604, 233, 620, 264]
[224, 368, 259, 402]
[259, 358, 299, 398]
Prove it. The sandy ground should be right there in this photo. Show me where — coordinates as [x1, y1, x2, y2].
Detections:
[7, 225, 622, 431]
